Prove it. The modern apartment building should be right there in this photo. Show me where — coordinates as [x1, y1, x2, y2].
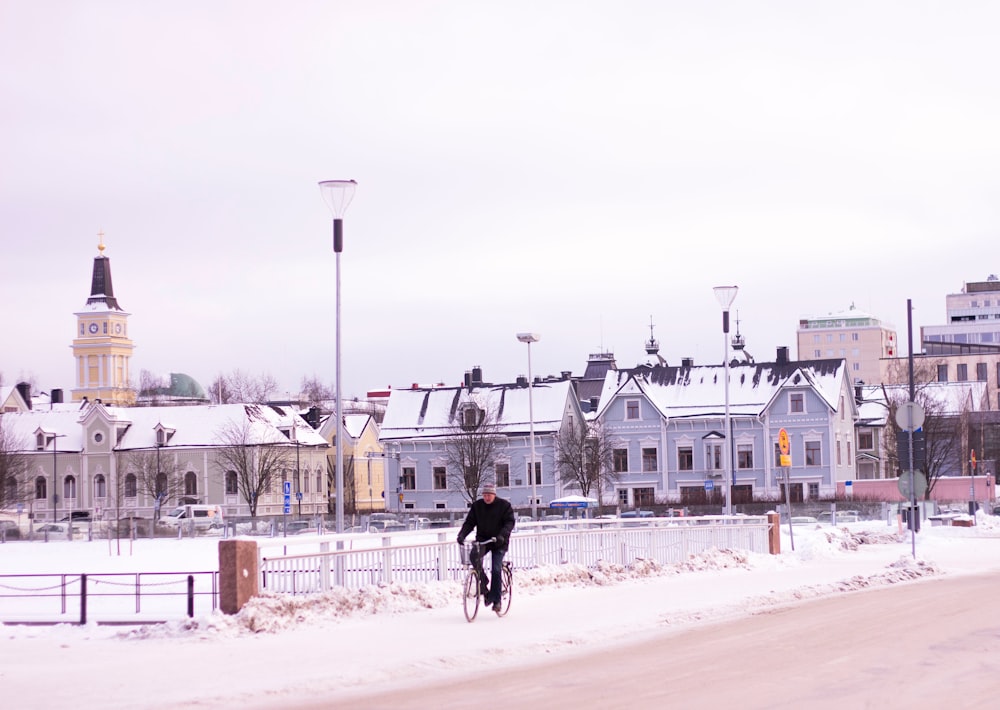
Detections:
[796, 305, 897, 385]
[922, 275, 1000, 348]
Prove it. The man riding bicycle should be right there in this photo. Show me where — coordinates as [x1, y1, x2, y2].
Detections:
[457, 483, 515, 612]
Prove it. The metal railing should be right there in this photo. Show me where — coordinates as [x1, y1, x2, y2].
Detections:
[0, 571, 219, 624]
[258, 515, 771, 595]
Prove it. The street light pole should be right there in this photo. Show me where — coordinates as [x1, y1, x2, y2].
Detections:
[713, 286, 738, 517]
[517, 332, 540, 520]
[51, 433, 66, 522]
[319, 179, 357, 534]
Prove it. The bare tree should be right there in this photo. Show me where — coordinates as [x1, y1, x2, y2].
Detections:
[882, 384, 972, 499]
[442, 402, 506, 505]
[209, 370, 278, 404]
[215, 419, 292, 525]
[554, 418, 618, 501]
[0, 416, 28, 510]
[119, 448, 184, 521]
[300, 376, 335, 408]
[326, 453, 357, 515]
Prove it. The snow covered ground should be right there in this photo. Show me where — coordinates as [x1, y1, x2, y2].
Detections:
[2, 513, 999, 709]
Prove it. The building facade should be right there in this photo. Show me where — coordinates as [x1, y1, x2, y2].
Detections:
[796, 305, 896, 386]
[1, 401, 329, 523]
[595, 351, 858, 507]
[378, 375, 582, 514]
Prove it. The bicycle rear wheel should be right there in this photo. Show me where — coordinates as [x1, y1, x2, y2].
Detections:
[495, 563, 512, 617]
[462, 569, 480, 622]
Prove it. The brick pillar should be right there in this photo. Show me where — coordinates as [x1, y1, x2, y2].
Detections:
[219, 538, 259, 614]
[767, 511, 781, 555]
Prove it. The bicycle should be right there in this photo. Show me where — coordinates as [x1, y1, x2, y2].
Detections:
[459, 537, 512, 622]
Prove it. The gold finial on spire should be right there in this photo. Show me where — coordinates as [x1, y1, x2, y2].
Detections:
[97, 230, 106, 255]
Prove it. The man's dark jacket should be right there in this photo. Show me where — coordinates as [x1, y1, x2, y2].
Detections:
[457, 496, 516, 550]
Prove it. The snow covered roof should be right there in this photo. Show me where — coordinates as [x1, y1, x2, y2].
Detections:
[380, 380, 576, 441]
[0, 402, 327, 452]
[599, 359, 850, 420]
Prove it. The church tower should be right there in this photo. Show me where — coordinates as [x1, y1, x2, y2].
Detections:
[71, 233, 136, 405]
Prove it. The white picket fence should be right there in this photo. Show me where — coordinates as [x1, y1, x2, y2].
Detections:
[257, 516, 772, 595]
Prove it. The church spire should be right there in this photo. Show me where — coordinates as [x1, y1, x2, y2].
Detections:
[86, 230, 123, 310]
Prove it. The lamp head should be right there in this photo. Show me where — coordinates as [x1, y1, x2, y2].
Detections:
[318, 180, 357, 218]
[516, 332, 540, 344]
[713, 285, 738, 310]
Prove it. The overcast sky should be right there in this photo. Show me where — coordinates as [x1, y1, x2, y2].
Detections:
[3, 1, 998, 400]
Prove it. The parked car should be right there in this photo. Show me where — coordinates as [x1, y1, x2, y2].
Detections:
[0, 520, 21, 539]
[36, 522, 84, 536]
[282, 520, 314, 535]
[790, 516, 819, 524]
[817, 511, 861, 524]
[620, 510, 655, 519]
[368, 519, 407, 533]
[157, 505, 224, 530]
[60, 511, 92, 522]
[368, 513, 398, 522]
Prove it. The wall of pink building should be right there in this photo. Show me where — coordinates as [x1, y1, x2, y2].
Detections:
[838, 476, 996, 502]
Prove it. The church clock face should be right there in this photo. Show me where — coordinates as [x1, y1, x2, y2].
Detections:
[115, 323, 122, 335]
[88, 322, 99, 334]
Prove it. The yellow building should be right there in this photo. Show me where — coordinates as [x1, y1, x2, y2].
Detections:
[321, 412, 386, 514]
[71, 235, 136, 406]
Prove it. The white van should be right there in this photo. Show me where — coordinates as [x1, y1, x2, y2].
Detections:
[158, 504, 224, 529]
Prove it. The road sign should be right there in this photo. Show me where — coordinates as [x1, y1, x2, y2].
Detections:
[897, 471, 927, 499]
[704, 480, 714, 491]
[895, 402, 925, 432]
[778, 428, 790, 456]
[283, 481, 292, 496]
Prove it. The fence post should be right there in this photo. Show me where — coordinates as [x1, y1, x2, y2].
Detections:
[80, 573, 87, 625]
[219, 538, 259, 614]
[187, 575, 195, 617]
[767, 511, 781, 555]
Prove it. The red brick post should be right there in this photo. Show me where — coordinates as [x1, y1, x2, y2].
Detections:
[219, 538, 259, 614]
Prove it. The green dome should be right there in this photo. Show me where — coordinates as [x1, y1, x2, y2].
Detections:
[168, 373, 207, 400]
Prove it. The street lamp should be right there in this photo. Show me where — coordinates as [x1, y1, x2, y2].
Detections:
[517, 332, 540, 520]
[51, 433, 66, 522]
[713, 286, 738, 517]
[319, 178, 357, 534]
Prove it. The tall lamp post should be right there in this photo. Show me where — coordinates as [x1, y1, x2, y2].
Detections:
[713, 286, 738, 517]
[517, 332, 540, 520]
[319, 179, 357, 534]
[51, 433, 66, 522]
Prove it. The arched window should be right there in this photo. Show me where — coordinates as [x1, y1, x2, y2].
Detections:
[125, 474, 137, 498]
[316, 470, 322, 494]
[225, 470, 238, 495]
[155, 473, 167, 497]
[63, 475, 77, 500]
[303, 472, 310, 494]
[6, 478, 18, 501]
[184, 472, 197, 496]
[35, 477, 47, 500]
[94, 474, 106, 499]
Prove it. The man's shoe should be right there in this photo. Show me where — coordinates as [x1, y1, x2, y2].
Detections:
[492, 602, 502, 612]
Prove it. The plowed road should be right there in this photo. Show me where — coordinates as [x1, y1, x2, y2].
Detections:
[311, 570, 1000, 709]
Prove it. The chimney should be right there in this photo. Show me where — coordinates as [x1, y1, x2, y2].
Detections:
[463, 371, 472, 389]
[854, 379, 865, 404]
[15, 382, 31, 410]
[589, 396, 599, 411]
[516, 375, 528, 386]
[776, 346, 789, 364]
[681, 358, 694, 368]
[561, 370, 571, 381]
[471, 366, 483, 385]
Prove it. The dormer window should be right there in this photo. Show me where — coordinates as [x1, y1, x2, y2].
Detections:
[459, 404, 482, 430]
[36, 432, 46, 450]
[154, 425, 175, 446]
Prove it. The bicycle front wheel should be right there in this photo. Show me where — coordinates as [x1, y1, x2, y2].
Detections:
[495, 563, 513, 617]
[462, 569, 480, 622]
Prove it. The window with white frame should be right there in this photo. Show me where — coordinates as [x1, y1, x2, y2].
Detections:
[185, 472, 197, 496]
[495, 463, 510, 488]
[706, 442, 722, 470]
[737, 443, 753, 469]
[526, 461, 541, 485]
[433, 466, 447, 490]
[858, 429, 874, 450]
[789, 393, 804, 413]
[225, 471, 238, 495]
[625, 399, 640, 420]
[35, 477, 46, 500]
[125, 474, 137, 498]
[402, 466, 416, 490]
[641, 447, 658, 472]
[617, 489, 628, 506]
[808, 482, 819, 498]
[805, 440, 821, 466]
[677, 445, 693, 471]
[613, 448, 628, 473]
[94, 474, 106, 499]
[63, 475, 77, 500]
